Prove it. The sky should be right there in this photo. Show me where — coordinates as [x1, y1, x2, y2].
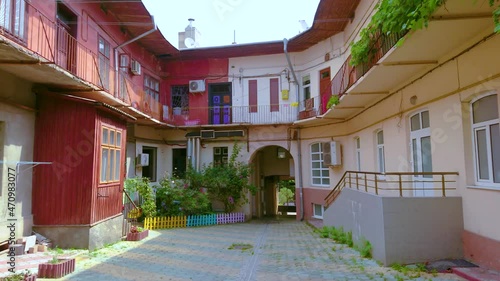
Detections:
[142, 0, 320, 48]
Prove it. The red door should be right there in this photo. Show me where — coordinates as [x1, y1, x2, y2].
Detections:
[320, 68, 331, 114]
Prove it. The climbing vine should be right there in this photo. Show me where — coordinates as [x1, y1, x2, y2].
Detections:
[350, 0, 500, 66]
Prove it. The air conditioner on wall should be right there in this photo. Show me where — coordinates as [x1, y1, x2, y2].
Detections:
[136, 153, 149, 167]
[322, 141, 341, 166]
[130, 60, 141, 75]
[189, 80, 205, 93]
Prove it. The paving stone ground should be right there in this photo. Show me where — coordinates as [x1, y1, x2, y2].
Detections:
[61, 218, 465, 281]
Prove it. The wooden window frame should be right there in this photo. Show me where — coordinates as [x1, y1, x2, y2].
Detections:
[100, 125, 122, 184]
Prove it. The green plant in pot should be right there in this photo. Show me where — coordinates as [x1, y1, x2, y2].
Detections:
[327, 95, 340, 109]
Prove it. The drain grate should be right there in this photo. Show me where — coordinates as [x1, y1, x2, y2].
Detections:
[426, 259, 478, 273]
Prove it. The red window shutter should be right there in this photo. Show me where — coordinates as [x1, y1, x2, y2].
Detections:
[270, 78, 279, 112]
[249, 80, 257, 113]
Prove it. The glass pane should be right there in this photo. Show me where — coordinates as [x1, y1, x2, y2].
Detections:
[101, 148, 108, 182]
[378, 147, 385, 173]
[476, 129, 489, 180]
[116, 132, 121, 147]
[109, 150, 115, 181]
[115, 150, 121, 181]
[312, 170, 320, 177]
[356, 152, 361, 171]
[322, 178, 330, 185]
[421, 136, 433, 178]
[110, 130, 115, 146]
[311, 143, 320, 153]
[356, 138, 360, 148]
[473, 95, 498, 124]
[313, 178, 321, 185]
[411, 114, 420, 131]
[377, 131, 384, 145]
[314, 204, 323, 216]
[490, 124, 500, 183]
[312, 162, 320, 169]
[322, 170, 329, 177]
[412, 139, 418, 172]
[102, 128, 108, 144]
[421, 111, 430, 128]
[311, 154, 320, 161]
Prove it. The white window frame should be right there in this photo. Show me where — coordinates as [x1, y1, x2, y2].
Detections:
[302, 75, 311, 101]
[376, 130, 385, 173]
[310, 142, 330, 186]
[471, 93, 500, 187]
[355, 137, 361, 171]
[313, 203, 324, 219]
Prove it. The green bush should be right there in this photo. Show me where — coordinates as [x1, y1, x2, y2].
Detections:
[124, 177, 157, 218]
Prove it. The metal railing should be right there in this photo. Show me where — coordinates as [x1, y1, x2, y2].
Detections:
[324, 171, 459, 208]
[165, 103, 298, 126]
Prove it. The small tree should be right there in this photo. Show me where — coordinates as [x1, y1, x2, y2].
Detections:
[277, 180, 295, 205]
[203, 143, 256, 212]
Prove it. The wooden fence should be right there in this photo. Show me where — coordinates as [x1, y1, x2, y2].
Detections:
[144, 213, 245, 230]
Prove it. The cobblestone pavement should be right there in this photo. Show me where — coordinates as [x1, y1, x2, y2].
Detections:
[64, 218, 465, 281]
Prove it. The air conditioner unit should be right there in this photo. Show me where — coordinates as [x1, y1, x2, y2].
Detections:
[189, 80, 205, 93]
[322, 141, 341, 166]
[130, 60, 141, 75]
[136, 153, 149, 167]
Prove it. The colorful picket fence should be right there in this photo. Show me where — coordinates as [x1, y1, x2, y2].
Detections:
[144, 212, 245, 230]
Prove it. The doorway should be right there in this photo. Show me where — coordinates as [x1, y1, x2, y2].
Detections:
[319, 67, 331, 114]
[209, 83, 232, 125]
[172, 148, 187, 178]
[56, 3, 78, 74]
[410, 110, 433, 196]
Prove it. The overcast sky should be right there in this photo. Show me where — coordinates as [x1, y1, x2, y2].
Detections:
[142, 0, 320, 48]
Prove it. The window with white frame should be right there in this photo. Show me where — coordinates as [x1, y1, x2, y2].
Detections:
[355, 137, 361, 171]
[311, 143, 330, 186]
[471, 94, 500, 186]
[376, 131, 385, 173]
[313, 204, 324, 219]
[302, 75, 311, 101]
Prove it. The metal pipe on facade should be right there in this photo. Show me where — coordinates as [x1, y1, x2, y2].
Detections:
[113, 16, 157, 95]
[283, 38, 304, 221]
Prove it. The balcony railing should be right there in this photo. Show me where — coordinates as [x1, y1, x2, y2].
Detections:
[330, 31, 408, 98]
[165, 103, 298, 126]
[0, 0, 160, 121]
[297, 96, 321, 120]
[325, 171, 460, 208]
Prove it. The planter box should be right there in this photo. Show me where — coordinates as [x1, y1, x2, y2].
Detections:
[126, 230, 149, 241]
[38, 258, 75, 279]
[0, 274, 37, 281]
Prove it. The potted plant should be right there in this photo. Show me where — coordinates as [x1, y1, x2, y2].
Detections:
[326, 95, 340, 109]
[126, 226, 149, 241]
[38, 256, 75, 279]
[0, 270, 37, 281]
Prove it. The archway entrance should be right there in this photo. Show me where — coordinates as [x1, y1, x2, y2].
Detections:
[250, 145, 295, 218]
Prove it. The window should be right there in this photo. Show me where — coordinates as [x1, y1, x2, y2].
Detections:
[376, 131, 385, 173]
[313, 204, 324, 219]
[100, 126, 122, 183]
[142, 146, 157, 182]
[311, 143, 330, 186]
[144, 75, 160, 102]
[355, 137, 361, 171]
[0, 0, 26, 39]
[171, 85, 189, 115]
[471, 94, 500, 185]
[213, 147, 228, 166]
[302, 75, 311, 101]
[98, 36, 110, 89]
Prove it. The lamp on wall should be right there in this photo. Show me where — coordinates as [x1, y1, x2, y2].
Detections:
[277, 147, 286, 159]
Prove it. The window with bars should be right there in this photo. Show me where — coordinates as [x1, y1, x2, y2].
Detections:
[213, 147, 228, 166]
[171, 85, 189, 114]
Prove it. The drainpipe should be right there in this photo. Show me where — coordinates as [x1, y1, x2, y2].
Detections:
[114, 16, 157, 96]
[284, 38, 304, 221]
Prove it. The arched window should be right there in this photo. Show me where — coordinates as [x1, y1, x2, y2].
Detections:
[310, 143, 330, 186]
[471, 94, 500, 185]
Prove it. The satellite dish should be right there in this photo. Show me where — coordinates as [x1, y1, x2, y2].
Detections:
[184, 37, 196, 48]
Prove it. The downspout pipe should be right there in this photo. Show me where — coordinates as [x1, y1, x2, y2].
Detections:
[114, 16, 157, 95]
[284, 38, 304, 221]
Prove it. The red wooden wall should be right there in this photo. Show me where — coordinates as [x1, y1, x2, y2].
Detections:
[33, 95, 126, 225]
[33, 95, 97, 225]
